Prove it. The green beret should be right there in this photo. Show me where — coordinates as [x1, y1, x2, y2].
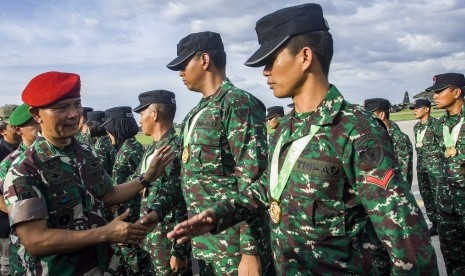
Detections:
[9, 103, 32, 127]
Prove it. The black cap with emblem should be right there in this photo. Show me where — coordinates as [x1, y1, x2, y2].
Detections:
[266, 106, 284, 119]
[425, 73, 465, 92]
[409, 99, 431, 110]
[245, 3, 329, 67]
[133, 90, 176, 113]
[101, 106, 135, 127]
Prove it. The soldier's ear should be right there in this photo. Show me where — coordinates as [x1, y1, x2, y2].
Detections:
[152, 109, 158, 122]
[29, 107, 42, 124]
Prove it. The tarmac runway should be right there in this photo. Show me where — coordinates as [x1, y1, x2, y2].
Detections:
[397, 120, 447, 275]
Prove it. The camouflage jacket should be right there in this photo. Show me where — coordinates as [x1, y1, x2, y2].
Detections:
[94, 135, 116, 175]
[434, 103, 465, 189]
[212, 86, 438, 275]
[112, 137, 143, 222]
[413, 116, 441, 173]
[3, 134, 115, 275]
[388, 120, 414, 186]
[138, 128, 190, 271]
[0, 143, 27, 195]
[75, 130, 91, 145]
[151, 78, 270, 261]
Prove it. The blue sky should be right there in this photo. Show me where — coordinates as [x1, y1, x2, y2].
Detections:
[1, 0, 465, 122]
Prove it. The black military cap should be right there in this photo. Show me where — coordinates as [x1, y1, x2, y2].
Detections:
[166, 31, 224, 71]
[101, 106, 134, 127]
[87, 111, 106, 123]
[425, 73, 465, 92]
[133, 90, 176, 113]
[409, 99, 431, 110]
[245, 3, 329, 67]
[82, 107, 94, 118]
[266, 106, 284, 119]
[364, 98, 391, 112]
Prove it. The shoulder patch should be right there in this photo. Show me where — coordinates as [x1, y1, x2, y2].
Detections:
[365, 168, 394, 189]
[354, 133, 384, 170]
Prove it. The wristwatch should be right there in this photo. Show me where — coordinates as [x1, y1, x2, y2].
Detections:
[138, 173, 152, 188]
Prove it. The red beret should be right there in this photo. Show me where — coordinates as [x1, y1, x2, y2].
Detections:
[22, 71, 81, 107]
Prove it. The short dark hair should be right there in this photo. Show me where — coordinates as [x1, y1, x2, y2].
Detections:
[286, 31, 333, 77]
[195, 49, 227, 70]
[150, 103, 176, 122]
[88, 121, 106, 137]
[450, 85, 465, 98]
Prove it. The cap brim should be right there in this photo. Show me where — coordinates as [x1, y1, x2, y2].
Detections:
[166, 51, 196, 71]
[426, 83, 450, 92]
[133, 103, 150, 113]
[244, 36, 290, 67]
[100, 117, 112, 128]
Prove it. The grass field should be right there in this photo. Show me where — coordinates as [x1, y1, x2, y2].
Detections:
[390, 108, 444, 121]
[136, 108, 446, 145]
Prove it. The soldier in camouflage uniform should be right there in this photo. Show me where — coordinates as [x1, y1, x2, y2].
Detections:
[133, 90, 191, 275]
[139, 31, 275, 275]
[364, 98, 414, 186]
[102, 106, 152, 275]
[426, 73, 465, 275]
[410, 99, 440, 236]
[266, 106, 284, 131]
[87, 110, 116, 175]
[166, 4, 438, 275]
[2, 71, 172, 275]
[74, 106, 93, 145]
[0, 103, 39, 276]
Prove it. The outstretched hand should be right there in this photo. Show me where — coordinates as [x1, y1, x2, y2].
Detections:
[106, 209, 148, 246]
[144, 145, 176, 182]
[135, 210, 160, 233]
[167, 209, 217, 244]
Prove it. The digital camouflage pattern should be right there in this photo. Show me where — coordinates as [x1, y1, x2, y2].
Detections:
[433, 104, 465, 275]
[414, 116, 441, 224]
[110, 137, 151, 275]
[138, 127, 190, 274]
[211, 86, 438, 275]
[3, 134, 117, 275]
[75, 131, 91, 146]
[0, 143, 27, 275]
[151, 78, 275, 275]
[388, 120, 414, 186]
[93, 135, 116, 175]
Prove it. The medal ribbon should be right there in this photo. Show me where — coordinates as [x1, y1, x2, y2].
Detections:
[182, 108, 207, 148]
[270, 125, 321, 201]
[443, 117, 464, 148]
[416, 127, 427, 144]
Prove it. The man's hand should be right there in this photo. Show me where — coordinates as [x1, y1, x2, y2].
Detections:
[105, 209, 148, 245]
[144, 145, 176, 182]
[167, 209, 217, 244]
[135, 210, 160, 232]
[238, 254, 261, 276]
[169, 255, 187, 274]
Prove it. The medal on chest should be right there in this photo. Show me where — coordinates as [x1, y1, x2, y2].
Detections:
[182, 146, 190, 163]
[445, 146, 457, 158]
[270, 201, 282, 224]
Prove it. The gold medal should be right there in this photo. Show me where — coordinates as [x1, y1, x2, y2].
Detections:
[416, 142, 423, 148]
[446, 146, 457, 158]
[270, 201, 282, 224]
[182, 146, 190, 163]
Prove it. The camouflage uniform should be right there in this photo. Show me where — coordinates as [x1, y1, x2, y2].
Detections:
[151, 78, 274, 275]
[94, 135, 116, 175]
[138, 127, 191, 275]
[388, 120, 414, 186]
[434, 104, 465, 275]
[3, 134, 117, 275]
[75, 131, 91, 145]
[414, 116, 440, 224]
[0, 143, 27, 275]
[208, 86, 437, 275]
[111, 137, 151, 275]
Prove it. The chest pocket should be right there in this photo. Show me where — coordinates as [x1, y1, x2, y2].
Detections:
[286, 157, 346, 237]
[188, 109, 223, 175]
[85, 156, 109, 197]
